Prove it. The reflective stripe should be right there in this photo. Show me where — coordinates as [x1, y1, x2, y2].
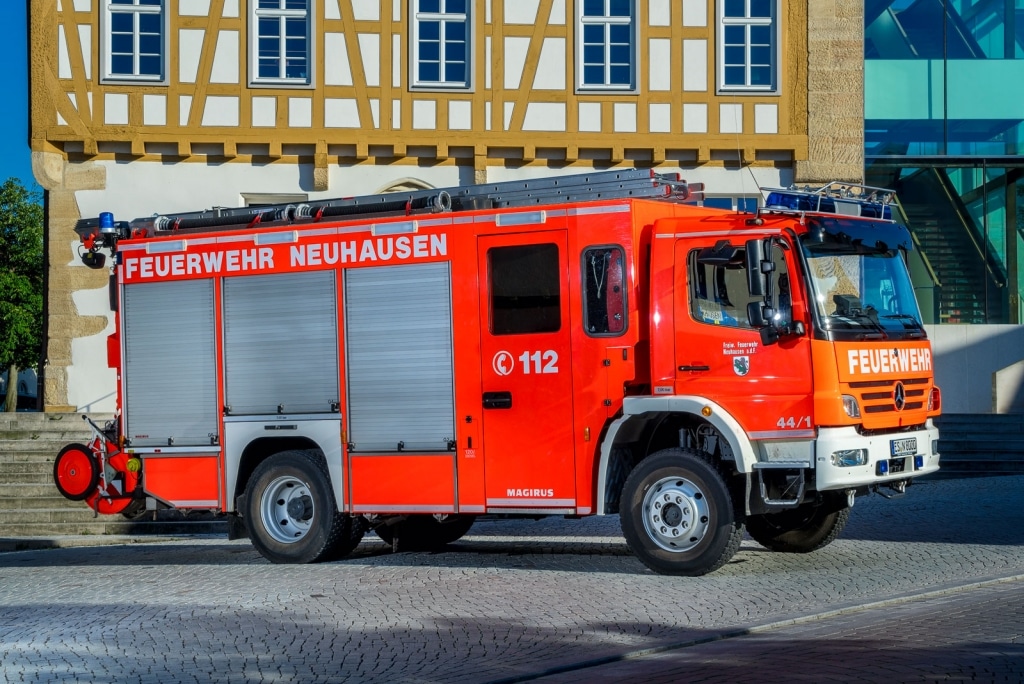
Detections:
[749, 430, 816, 440]
[486, 498, 576, 507]
[569, 204, 630, 216]
[135, 448, 221, 456]
[485, 507, 576, 515]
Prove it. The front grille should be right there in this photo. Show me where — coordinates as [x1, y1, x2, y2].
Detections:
[849, 377, 929, 415]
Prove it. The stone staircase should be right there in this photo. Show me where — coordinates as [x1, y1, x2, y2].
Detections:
[0, 412, 226, 538]
[932, 413, 1024, 478]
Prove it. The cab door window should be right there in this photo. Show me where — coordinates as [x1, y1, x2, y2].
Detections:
[688, 243, 790, 329]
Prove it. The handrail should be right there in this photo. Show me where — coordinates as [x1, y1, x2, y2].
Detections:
[930, 168, 1006, 287]
[891, 196, 942, 289]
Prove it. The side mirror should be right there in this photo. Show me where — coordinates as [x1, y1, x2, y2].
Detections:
[745, 239, 765, 296]
[759, 326, 780, 346]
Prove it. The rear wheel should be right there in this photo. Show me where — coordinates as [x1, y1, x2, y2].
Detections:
[745, 496, 850, 553]
[244, 449, 358, 564]
[619, 449, 742, 576]
[375, 515, 476, 551]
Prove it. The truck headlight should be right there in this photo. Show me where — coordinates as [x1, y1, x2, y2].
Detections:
[831, 449, 868, 467]
[841, 394, 861, 418]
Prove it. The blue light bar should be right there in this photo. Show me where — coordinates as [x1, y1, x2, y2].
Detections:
[762, 182, 897, 221]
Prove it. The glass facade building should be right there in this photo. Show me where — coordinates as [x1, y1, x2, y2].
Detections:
[865, 0, 1024, 324]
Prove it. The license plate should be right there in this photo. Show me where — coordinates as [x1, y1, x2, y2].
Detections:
[890, 437, 917, 457]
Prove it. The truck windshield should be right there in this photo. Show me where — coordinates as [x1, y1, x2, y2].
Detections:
[800, 220, 925, 340]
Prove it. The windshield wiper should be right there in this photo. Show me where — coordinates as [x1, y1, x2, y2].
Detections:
[881, 313, 923, 329]
[880, 313, 926, 337]
[829, 306, 888, 339]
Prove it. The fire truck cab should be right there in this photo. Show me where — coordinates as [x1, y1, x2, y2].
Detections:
[54, 171, 940, 576]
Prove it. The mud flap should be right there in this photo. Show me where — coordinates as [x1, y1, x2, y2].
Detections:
[227, 513, 249, 540]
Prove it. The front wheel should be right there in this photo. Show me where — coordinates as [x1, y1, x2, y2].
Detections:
[619, 449, 742, 576]
[244, 449, 358, 564]
[745, 496, 850, 553]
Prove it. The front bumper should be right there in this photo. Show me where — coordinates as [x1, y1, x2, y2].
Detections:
[815, 420, 940, 491]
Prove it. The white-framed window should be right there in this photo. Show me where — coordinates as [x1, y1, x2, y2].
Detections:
[718, 0, 778, 93]
[102, 0, 166, 82]
[251, 0, 312, 85]
[576, 0, 636, 91]
[410, 0, 470, 89]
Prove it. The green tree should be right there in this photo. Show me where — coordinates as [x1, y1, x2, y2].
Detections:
[0, 178, 44, 412]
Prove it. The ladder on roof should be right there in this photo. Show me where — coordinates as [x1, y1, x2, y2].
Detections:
[76, 169, 703, 240]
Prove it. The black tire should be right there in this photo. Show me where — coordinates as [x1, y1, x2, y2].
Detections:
[244, 449, 356, 564]
[619, 448, 742, 576]
[375, 515, 476, 551]
[746, 497, 850, 553]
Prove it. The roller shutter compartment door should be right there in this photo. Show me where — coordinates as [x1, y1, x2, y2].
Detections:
[223, 271, 339, 415]
[345, 262, 455, 452]
[123, 279, 218, 447]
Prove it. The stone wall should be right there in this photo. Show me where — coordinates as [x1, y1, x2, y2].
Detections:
[797, 0, 865, 185]
[31, 152, 110, 412]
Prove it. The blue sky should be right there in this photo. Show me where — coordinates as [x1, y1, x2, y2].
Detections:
[2, 3, 33, 189]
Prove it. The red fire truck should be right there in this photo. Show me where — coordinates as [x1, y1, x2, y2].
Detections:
[53, 170, 940, 576]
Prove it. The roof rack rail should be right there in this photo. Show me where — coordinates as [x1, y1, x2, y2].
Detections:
[75, 169, 703, 244]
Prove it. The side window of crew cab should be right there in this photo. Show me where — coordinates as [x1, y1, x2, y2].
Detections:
[582, 246, 627, 336]
[688, 245, 790, 329]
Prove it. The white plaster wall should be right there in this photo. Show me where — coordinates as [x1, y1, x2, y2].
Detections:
[522, 103, 566, 131]
[358, 34, 380, 87]
[578, 102, 601, 132]
[683, 0, 708, 26]
[143, 94, 166, 126]
[78, 25, 92, 80]
[505, 0, 540, 24]
[754, 104, 778, 134]
[325, 34, 353, 86]
[351, 0, 380, 21]
[682, 40, 707, 91]
[210, 30, 239, 84]
[58, 26, 71, 79]
[926, 324, 1024, 413]
[533, 38, 566, 90]
[105, 93, 128, 125]
[504, 37, 530, 89]
[448, 100, 472, 130]
[68, 287, 116, 412]
[649, 0, 671, 26]
[179, 30, 205, 83]
[648, 39, 671, 91]
[683, 102, 707, 133]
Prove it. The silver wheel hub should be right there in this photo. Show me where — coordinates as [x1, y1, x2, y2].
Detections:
[642, 476, 711, 553]
[261, 476, 314, 544]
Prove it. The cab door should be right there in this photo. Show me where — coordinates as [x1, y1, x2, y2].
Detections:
[477, 231, 577, 510]
[673, 237, 814, 439]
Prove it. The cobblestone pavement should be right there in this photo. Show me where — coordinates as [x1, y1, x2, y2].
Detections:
[534, 578, 1024, 683]
[0, 475, 1022, 683]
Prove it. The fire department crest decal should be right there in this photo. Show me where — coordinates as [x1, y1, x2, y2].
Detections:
[733, 356, 750, 376]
